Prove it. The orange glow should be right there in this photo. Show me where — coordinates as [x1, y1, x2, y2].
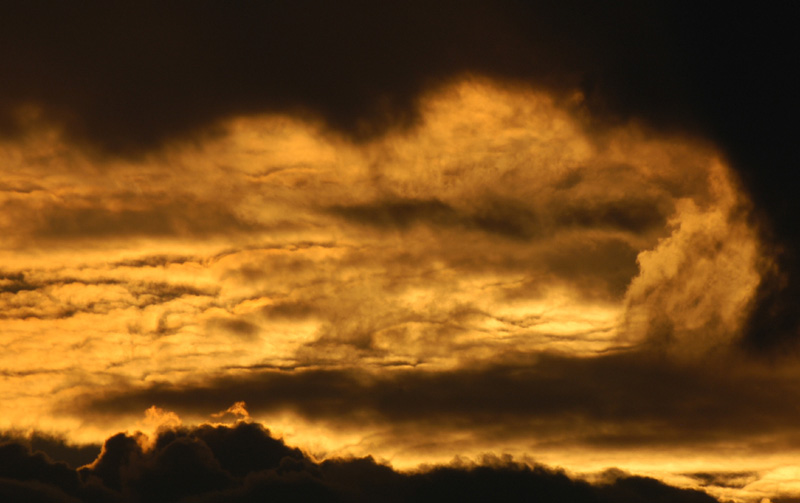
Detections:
[0, 78, 775, 501]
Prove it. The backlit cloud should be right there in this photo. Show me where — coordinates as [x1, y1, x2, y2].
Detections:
[1, 3, 798, 500]
[0, 422, 722, 503]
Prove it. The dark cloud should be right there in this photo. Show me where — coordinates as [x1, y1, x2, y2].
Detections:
[0, 1, 510, 152]
[552, 198, 668, 236]
[0, 432, 101, 469]
[30, 196, 261, 241]
[111, 255, 197, 269]
[328, 197, 545, 240]
[322, 168, 678, 297]
[0, 479, 81, 503]
[0, 369, 67, 379]
[0, 2, 705, 153]
[260, 301, 319, 321]
[0, 442, 115, 503]
[0, 180, 43, 194]
[0, 271, 216, 320]
[329, 199, 465, 233]
[1, 422, 722, 502]
[128, 281, 216, 304]
[539, 237, 640, 299]
[70, 351, 800, 451]
[206, 318, 260, 340]
[685, 471, 760, 490]
[0, 271, 37, 294]
[329, 194, 668, 241]
[118, 436, 233, 503]
[592, 476, 718, 503]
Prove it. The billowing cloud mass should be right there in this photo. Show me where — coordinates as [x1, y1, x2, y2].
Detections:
[1, 2, 798, 503]
[1, 421, 723, 503]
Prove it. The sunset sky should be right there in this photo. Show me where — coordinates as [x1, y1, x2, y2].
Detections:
[1, 3, 799, 502]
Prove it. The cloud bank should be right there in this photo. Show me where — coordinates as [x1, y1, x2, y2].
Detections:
[0, 421, 721, 503]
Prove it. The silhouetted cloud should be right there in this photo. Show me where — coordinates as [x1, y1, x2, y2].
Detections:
[0, 432, 100, 469]
[0, 441, 115, 503]
[0, 422, 722, 502]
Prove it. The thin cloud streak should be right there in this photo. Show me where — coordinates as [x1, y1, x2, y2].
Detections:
[69, 351, 800, 455]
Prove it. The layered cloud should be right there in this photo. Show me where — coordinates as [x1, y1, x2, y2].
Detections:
[1, 4, 798, 498]
[0, 78, 781, 501]
[0, 82, 758, 380]
[2, 2, 797, 349]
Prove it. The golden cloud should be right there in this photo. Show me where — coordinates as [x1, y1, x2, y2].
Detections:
[0, 78, 771, 500]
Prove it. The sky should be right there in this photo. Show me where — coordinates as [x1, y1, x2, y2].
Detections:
[1, 2, 799, 502]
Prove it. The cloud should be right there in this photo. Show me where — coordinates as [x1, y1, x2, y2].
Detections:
[621, 164, 761, 356]
[68, 351, 800, 459]
[0, 433, 100, 469]
[0, 442, 114, 503]
[0, 422, 723, 503]
[30, 197, 262, 241]
[0, 2, 772, 154]
[329, 196, 548, 241]
[0, 79, 770, 494]
[0, 272, 216, 321]
[1, 1, 796, 349]
[685, 471, 761, 490]
[328, 193, 668, 245]
[0, 17, 795, 498]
